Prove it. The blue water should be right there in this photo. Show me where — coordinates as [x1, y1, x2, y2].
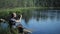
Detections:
[21, 10, 60, 34]
[21, 18, 60, 34]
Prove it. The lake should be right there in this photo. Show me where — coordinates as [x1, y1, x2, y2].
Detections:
[21, 10, 60, 34]
[1, 10, 60, 34]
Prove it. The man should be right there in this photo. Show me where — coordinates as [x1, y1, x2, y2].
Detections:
[9, 13, 23, 34]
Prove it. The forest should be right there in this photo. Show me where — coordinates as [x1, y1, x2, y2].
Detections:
[0, 0, 60, 8]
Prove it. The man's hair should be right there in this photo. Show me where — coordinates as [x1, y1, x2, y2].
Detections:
[11, 13, 15, 18]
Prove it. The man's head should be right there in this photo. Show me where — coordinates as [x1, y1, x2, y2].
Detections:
[11, 13, 17, 18]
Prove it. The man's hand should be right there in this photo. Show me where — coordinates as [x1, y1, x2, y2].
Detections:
[20, 14, 22, 18]
[0, 19, 5, 22]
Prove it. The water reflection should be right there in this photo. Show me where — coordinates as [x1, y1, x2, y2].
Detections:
[22, 10, 60, 23]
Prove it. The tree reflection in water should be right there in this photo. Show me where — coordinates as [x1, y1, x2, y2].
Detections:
[22, 10, 60, 24]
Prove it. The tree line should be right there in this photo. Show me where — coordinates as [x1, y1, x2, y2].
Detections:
[0, 0, 60, 8]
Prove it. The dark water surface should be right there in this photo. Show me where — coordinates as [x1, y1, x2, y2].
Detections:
[1, 10, 60, 34]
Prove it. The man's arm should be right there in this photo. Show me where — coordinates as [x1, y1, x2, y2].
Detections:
[20, 15, 22, 22]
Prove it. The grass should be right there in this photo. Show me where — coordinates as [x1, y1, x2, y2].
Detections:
[0, 7, 48, 12]
[0, 7, 48, 18]
[0, 25, 18, 34]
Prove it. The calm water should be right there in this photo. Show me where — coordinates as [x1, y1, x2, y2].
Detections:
[21, 10, 60, 34]
[1, 10, 60, 34]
